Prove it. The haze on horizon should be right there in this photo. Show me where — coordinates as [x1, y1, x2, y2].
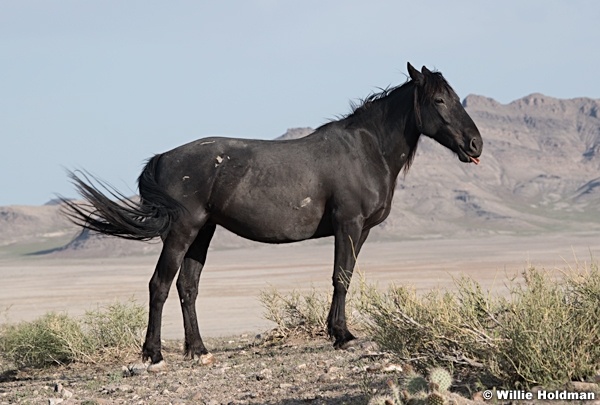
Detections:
[1, 1, 599, 206]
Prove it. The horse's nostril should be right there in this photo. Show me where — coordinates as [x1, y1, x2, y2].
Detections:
[470, 137, 480, 153]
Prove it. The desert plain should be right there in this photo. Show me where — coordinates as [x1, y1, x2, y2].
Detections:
[1, 231, 597, 340]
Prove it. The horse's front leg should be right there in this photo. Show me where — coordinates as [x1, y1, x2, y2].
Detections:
[327, 219, 369, 348]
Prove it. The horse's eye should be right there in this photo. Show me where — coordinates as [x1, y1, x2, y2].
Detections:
[435, 98, 445, 104]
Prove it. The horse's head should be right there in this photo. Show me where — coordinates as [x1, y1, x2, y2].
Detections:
[408, 62, 482, 164]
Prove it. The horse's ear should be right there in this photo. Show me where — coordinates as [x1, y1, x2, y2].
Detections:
[421, 65, 433, 76]
[407, 62, 424, 86]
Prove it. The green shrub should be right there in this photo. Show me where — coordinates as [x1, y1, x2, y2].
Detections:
[0, 312, 93, 367]
[259, 277, 369, 339]
[499, 264, 600, 386]
[0, 300, 147, 368]
[360, 276, 505, 386]
[83, 300, 146, 354]
[361, 263, 600, 389]
[260, 286, 330, 338]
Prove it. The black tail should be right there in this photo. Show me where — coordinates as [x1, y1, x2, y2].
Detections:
[60, 155, 184, 241]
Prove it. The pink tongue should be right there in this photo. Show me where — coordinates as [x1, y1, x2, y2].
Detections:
[470, 156, 480, 165]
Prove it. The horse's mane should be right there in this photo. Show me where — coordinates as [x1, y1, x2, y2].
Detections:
[347, 81, 409, 117]
[349, 70, 454, 116]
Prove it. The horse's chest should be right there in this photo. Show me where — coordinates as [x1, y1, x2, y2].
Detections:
[362, 185, 394, 227]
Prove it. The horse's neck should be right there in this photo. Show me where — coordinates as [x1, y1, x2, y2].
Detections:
[371, 92, 421, 179]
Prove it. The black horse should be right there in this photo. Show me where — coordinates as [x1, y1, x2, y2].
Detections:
[62, 63, 482, 366]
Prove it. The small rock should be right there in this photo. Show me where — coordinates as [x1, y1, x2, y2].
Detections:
[121, 365, 131, 377]
[472, 391, 485, 401]
[279, 383, 294, 390]
[318, 373, 337, 382]
[48, 399, 64, 405]
[567, 381, 600, 393]
[161, 389, 170, 395]
[207, 400, 219, 405]
[256, 368, 272, 381]
[366, 364, 382, 372]
[191, 392, 203, 401]
[60, 389, 73, 399]
[52, 383, 73, 399]
[360, 340, 380, 352]
[296, 363, 307, 370]
[327, 366, 342, 373]
[127, 363, 148, 376]
[358, 351, 387, 360]
[382, 364, 403, 372]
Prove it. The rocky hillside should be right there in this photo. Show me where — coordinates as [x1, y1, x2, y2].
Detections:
[2, 93, 599, 257]
[390, 93, 600, 237]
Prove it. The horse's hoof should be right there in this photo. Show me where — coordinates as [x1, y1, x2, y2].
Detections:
[339, 338, 361, 350]
[147, 360, 167, 373]
[198, 352, 215, 365]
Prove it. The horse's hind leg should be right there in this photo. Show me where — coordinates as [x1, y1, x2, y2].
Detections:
[176, 223, 216, 360]
[142, 224, 200, 365]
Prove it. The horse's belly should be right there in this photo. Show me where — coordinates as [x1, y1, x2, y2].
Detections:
[212, 198, 327, 243]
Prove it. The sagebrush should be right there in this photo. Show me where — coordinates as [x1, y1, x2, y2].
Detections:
[0, 300, 146, 368]
[362, 263, 600, 388]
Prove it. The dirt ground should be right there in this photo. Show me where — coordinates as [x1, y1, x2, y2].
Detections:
[1, 233, 599, 404]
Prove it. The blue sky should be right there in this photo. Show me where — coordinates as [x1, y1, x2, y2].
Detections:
[1, 1, 599, 205]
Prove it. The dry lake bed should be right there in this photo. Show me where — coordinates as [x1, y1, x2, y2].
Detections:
[1, 232, 598, 339]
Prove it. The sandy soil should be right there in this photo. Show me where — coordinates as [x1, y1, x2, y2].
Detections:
[1, 233, 599, 405]
[1, 232, 598, 340]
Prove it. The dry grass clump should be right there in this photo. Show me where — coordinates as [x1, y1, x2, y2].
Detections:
[0, 300, 146, 368]
[260, 286, 331, 338]
[361, 262, 600, 389]
[0, 312, 93, 367]
[83, 300, 147, 356]
[259, 276, 369, 339]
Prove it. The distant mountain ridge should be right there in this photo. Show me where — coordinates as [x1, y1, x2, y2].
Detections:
[2, 93, 599, 257]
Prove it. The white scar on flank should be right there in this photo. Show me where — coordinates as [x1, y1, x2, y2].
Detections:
[182, 176, 190, 181]
[200, 141, 215, 145]
[300, 197, 312, 207]
[215, 155, 230, 167]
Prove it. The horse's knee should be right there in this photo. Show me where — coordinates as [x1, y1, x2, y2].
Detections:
[149, 277, 172, 303]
